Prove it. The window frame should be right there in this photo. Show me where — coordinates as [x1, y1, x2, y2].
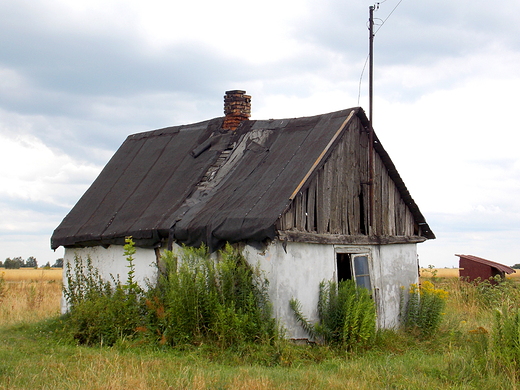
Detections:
[334, 246, 373, 291]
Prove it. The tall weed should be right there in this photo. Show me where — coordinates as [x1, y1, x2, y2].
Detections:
[493, 303, 520, 372]
[63, 237, 145, 345]
[145, 244, 277, 347]
[401, 280, 448, 337]
[63, 253, 112, 307]
[290, 279, 376, 348]
[0, 272, 5, 302]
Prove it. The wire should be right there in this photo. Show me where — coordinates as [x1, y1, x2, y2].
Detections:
[357, 0, 405, 105]
[374, 0, 404, 35]
[357, 55, 369, 106]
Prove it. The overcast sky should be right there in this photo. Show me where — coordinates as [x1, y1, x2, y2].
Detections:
[1, 0, 519, 268]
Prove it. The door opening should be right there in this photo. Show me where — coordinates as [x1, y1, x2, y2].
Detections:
[336, 253, 352, 282]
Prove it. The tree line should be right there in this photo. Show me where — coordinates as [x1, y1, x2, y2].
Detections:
[0, 257, 63, 269]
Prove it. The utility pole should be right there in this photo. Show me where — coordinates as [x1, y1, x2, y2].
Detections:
[369, 5, 375, 126]
[368, 5, 376, 232]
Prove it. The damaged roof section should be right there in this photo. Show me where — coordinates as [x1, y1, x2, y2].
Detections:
[51, 107, 434, 251]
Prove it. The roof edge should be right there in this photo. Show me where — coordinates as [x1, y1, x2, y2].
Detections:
[456, 254, 515, 274]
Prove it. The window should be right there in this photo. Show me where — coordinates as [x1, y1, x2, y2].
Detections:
[336, 251, 372, 291]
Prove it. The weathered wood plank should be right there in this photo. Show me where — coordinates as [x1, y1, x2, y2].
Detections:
[307, 179, 317, 232]
[329, 140, 342, 234]
[294, 192, 303, 230]
[300, 189, 307, 230]
[344, 126, 359, 234]
[323, 160, 333, 233]
[316, 168, 328, 233]
[388, 181, 396, 236]
[278, 231, 427, 245]
[372, 154, 382, 235]
[381, 164, 389, 235]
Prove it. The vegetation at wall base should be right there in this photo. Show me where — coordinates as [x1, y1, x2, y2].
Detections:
[144, 243, 278, 347]
[290, 279, 376, 349]
[61, 240, 278, 347]
[401, 280, 448, 337]
[5, 269, 520, 388]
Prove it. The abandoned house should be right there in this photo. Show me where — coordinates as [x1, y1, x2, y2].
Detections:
[51, 90, 435, 338]
[456, 254, 515, 282]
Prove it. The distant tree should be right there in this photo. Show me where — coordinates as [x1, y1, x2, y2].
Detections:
[512, 264, 520, 270]
[0, 260, 3, 267]
[52, 258, 64, 268]
[4, 257, 22, 269]
[13, 257, 24, 267]
[25, 256, 38, 268]
[42, 261, 51, 269]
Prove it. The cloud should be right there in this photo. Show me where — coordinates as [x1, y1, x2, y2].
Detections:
[0, 0, 519, 269]
[0, 132, 101, 211]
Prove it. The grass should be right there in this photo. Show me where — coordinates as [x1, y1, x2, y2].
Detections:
[0, 268, 62, 326]
[2, 268, 520, 389]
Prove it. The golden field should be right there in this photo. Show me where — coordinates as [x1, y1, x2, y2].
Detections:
[420, 267, 520, 279]
[0, 267, 62, 281]
[0, 268, 63, 325]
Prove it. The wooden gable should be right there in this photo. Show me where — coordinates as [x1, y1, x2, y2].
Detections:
[277, 115, 423, 245]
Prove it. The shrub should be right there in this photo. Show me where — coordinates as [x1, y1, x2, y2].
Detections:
[62, 237, 145, 346]
[401, 280, 448, 337]
[145, 244, 277, 347]
[290, 279, 376, 349]
[63, 254, 112, 307]
[493, 303, 520, 371]
[474, 277, 520, 309]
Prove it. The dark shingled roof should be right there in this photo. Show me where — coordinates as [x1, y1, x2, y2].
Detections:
[51, 107, 434, 251]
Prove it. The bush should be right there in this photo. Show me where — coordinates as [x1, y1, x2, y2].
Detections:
[145, 244, 278, 347]
[62, 241, 278, 348]
[475, 277, 520, 309]
[493, 303, 520, 372]
[290, 280, 376, 349]
[63, 237, 145, 346]
[401, 280, 448, 337]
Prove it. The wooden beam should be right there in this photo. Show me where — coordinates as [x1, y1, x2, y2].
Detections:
[278, 231, 427, 245]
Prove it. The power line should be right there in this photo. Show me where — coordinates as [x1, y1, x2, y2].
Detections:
[375, 0, 404, 35]
[357, 0, 405, 105]
[357, 55, 369, 106]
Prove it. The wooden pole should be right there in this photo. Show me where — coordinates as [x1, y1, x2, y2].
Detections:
[368, 5, 375, 233]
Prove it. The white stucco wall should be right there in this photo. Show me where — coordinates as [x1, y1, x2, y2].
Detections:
[62, 240, 419, 338]
[244, 240, 419, 338]
[369, 244, 420, 328]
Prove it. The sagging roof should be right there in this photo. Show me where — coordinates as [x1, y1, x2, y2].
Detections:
[456, 254, 515, 274]
[51, 107, 434, 251]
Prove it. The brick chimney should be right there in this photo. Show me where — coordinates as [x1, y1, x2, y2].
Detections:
[222, 90, 251, 131]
